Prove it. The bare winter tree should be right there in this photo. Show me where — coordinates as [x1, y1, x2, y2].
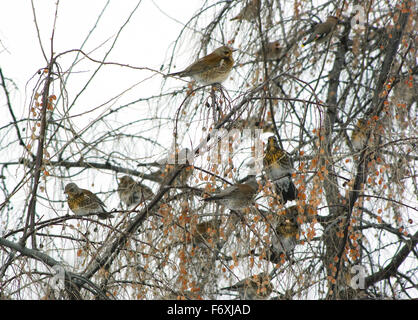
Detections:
[0, 0, 417, 300]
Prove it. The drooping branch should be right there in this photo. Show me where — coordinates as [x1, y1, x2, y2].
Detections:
[21, 57, 56, 249]
[331, 6, 412, 297]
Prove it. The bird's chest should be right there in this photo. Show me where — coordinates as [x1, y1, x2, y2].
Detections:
[196, 58, 233, 84]
[272, 230, 297, 253]
[68, 194, 87, 214]
[119, 186, 136, 203]
[265, 163, 290, 181]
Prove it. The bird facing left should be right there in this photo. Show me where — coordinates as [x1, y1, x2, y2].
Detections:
[117, 175, 154, 207]
[64, 182, 113, 219]
[203, 175, 259, 211]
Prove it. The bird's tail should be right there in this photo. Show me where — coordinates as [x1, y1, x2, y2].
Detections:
[203, 195, 221, 202]
[282, 179, 298, 203]
[97, 211, 114, 220]
[274, 178, 298, 204]
[166, 71, 183, 77]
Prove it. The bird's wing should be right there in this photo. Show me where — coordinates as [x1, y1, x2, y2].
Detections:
[204, 184, 236, 201]
[183, 52, 222, 75]
[82, 189, 106, 209]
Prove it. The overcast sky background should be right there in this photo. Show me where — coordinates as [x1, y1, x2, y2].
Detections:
[0, 0, 207, 115]
[1, 1, 416, 299]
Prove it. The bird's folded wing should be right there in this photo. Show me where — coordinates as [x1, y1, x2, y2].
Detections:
[84, 190, 106, 209]
[184, 53, 221, 75]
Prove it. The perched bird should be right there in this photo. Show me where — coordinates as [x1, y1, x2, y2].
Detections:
[263, 136, 298, 204]
[230, 0, 261, 22]
[302, 16, 339, 46]
[221, 272, 273, 300]
[256, 40, 281, 60]
[272, 206, 300, 257]
[203, 175, 259, 210]
[167, 46, 236, 86]
[191, 219, 221, 248]
[64, 183, 112, 219]
[117, 175, 154, 207]
[351, 118, 371, 152]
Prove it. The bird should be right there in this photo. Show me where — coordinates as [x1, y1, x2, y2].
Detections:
[230, 0, 261, 22]
[167, 46, 236, 86]
[256, 40, 281, 60]
[221, 272, 273, 300]
[64, 183, 112, 219]
[271, 205, 300, 257]
[302, 16, 339, 46]
[351, 118, 372, 152]
[117, 175, 154, 207]
[263, 136, 298, 204]
[203, 175, 259, 210]
[191, 219, 221, 248]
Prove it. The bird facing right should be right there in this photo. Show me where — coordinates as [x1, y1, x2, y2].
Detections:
[263, 136, 298, 204]
[167, 46, 236, 86]
[256, 40, 281, 60]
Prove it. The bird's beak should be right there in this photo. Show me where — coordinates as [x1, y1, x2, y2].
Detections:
[231, 48, 238, 52]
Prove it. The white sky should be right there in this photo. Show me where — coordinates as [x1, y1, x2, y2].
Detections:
[0, 1, 416, 299]
[0, 1, 205, 117]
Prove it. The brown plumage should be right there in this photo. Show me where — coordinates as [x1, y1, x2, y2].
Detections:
[302, 16, 339, 46]
[351, 118, 375, 152]
[221, 272, 273, 300]
[168, 46, 236, 85]
[117, 175, 154, 207]
[256, 40, 281, 60]
[272, 205, 300, 256]
[203, 175, 259, 210]
[263, 136, 298, 204]
[191, 219, 221, 248]
[230, 0, 261, 22]
[64, 183, 112, 219]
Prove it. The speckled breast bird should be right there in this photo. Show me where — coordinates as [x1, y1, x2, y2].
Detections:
[191, 219, 221, 248]
[117, 175, 154, 207]
[221, 272, 273, 300]
[302, 16, 339, 46]
[168, 46, 236, 86]
[263, 136, 298, 204]
[64, 183, 112, 219]
[351, 118, 369, 152]
[256, 40, 281, 60]
[230, 0, 261, 22]
[203, 175, 259, 210]
[272, 206, 300, 256]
